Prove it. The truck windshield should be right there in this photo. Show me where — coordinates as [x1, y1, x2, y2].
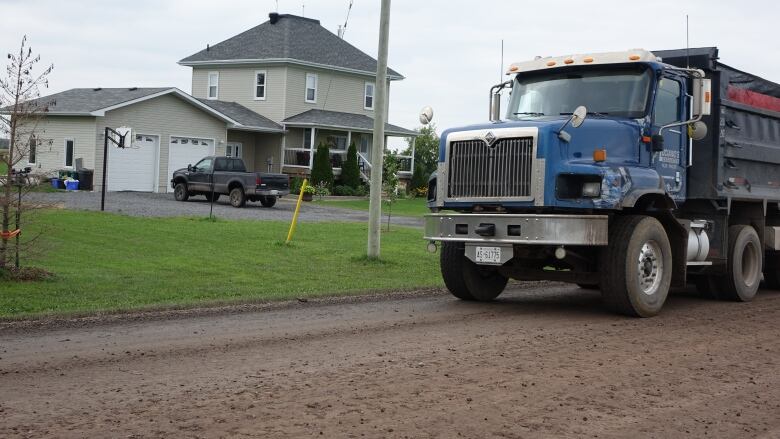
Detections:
[507, 67, 652, 119]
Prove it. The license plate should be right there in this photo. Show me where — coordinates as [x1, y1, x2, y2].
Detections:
[475, 246, 501, 264]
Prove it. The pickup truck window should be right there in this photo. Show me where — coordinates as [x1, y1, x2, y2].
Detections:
[214, 158, 228, 172]
[194, 158, 213, 172]
[507, 67, 652, 119]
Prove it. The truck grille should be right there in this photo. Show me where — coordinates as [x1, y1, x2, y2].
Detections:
[448, 137, 534, 198]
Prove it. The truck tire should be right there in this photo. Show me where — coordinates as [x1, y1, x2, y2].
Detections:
[260, 196, 277, 208]
[440, 242, 508, 302]
[205, 193, 220, 203]
[765, 253, 780, 290]
[174, 182, 189, 202]
[600, 215, 672, 317]
[229, 187, 246, 208]
[577, 283, 599, 290]
[716, 225, 762, 301]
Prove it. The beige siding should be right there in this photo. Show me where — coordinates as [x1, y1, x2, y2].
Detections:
[284, 66, 379, 119]
[193, 65, 288, 123]
[97, 94, 227, 192]
[19, 116, 97, 175]
[227, 131, 284, 173]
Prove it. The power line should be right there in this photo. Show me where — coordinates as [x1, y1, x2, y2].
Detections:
[339, 0, 354, 38]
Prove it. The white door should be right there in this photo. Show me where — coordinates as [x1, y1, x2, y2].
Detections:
[107, 134, 158, 192]
[167, 136, 215, 192]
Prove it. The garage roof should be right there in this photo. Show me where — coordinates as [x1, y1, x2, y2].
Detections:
[283, 109, 418, 137]
[197, 99, 284, 133]
[179, 13, 403, 80]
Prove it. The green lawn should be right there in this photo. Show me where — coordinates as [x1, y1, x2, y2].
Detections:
[314, 197, 430, 217]
[0, 161, 7, 174]
[0, 210, 442, 318]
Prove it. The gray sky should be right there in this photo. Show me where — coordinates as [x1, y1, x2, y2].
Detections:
[2, 0, 779, 149]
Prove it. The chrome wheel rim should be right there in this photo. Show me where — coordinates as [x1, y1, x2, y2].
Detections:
[638, 240, 663, 295]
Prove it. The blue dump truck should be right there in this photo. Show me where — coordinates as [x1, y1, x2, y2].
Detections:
[423, 47, 780, 317]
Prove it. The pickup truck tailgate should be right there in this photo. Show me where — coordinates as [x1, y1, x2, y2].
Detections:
[256, 173, 289, 191]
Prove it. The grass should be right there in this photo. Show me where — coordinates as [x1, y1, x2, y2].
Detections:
[0, 161, 7, 174]
[0, 210, 442, 318]
[314, 197, 430, 217]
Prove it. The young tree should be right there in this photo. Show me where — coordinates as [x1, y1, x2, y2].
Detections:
[404, 124, 439, 190]
[340, 141, 361, 189]
[0, 36, 54, 272]
[310, 142, 334, 189]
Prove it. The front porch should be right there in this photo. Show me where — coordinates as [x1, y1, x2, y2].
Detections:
[226, 129, 284, 173]
[282, 126, 415, 181]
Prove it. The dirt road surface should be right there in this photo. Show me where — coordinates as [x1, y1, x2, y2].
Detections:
[2, 284, 779, 438]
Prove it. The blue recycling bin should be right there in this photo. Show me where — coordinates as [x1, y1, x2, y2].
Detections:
[65, 180, 79, 191]
[51, 178, 61, 189]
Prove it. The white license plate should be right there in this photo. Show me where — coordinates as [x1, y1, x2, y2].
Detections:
[475, 246, 502, 264]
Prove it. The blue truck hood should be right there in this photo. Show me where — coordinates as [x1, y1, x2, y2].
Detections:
[439, 116, 644, 164]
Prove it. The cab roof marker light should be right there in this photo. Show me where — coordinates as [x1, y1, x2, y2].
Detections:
[583, 56, 594, 63]
[546, 60, 557, 67]
[564, 58, 574, 65]
[629, 54, 641, 61]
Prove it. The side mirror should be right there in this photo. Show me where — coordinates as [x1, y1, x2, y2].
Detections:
[187, 164, 194, 172]
[692, 75, 712, 118]
[651, 134, 665, 152]
[571, 105, 588, 128]
[688, 121, 708, 141]
[419, 106, 434, 125]
[490, 93, 501, 122]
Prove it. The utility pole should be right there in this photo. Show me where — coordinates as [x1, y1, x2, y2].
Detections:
[367, 0, 391, 259]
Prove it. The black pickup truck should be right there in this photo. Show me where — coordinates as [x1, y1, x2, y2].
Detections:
[170, 156, 289, 208]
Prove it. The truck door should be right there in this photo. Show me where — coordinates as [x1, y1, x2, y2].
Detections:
[652, 77, 687, 199]
[189, 157, 213, 192]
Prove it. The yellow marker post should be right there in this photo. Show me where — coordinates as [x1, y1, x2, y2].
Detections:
[286, 178, 308, 244]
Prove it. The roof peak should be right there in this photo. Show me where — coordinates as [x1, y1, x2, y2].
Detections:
[268, 12, 319, 25]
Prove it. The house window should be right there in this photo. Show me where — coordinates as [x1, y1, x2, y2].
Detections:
[28, 137, 37, 165]
[226, 142, 243, 158]
[303, 128, 313, 149]
[359, 136, 370, 154]
[364, 82, 375, 110]
[207, 72, 219, 99]
[64, 139, 74, 167]
[305, 73, 317, 103]
[254, 70, 266, 100]
[327, 134, 347, 150]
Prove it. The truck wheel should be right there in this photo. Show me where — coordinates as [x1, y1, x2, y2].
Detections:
[440, 242, 508, 301]
[600, 215, 672, 317]
[260, 196, 277, 208]
[205, 193, 220, 203]
[765, 253, 780, 290]
[174, 182, 189, 202]
[577, 284, 599, 290]
[717, 225, 762, 301]
[229, 187, 246, 208]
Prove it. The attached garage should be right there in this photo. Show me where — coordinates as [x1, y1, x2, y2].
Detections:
[106, 134, 159, 192]
[166, 136, 215, 192]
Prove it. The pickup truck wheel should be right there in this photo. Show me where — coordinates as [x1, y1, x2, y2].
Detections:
[229, 187, 246, 208]
[577, 283, 599, 290]
[205, 193, 220, 203]
[260, 196, 277, 208]
[174, 182, 189, 202]
[716, 225, 762, 302]
[600, 215, 672, 317]
[440, 242, 507, 301]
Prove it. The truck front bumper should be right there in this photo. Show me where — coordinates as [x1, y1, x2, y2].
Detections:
[424, 213, 609, 246]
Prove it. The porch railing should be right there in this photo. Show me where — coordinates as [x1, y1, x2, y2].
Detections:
[284, 148, 311, 168]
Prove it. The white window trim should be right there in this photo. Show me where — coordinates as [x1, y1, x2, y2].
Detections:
[254, 70, 267, 101]
[63, 138, 75, 168]
[305, 73, 318, 104]
[207, 71, 219, 100]
[226, 142, 243, 158]
[364, 82, 375, 110]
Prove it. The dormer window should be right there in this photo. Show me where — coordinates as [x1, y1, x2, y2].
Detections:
[305, 73, 317, 103]
[254, 70, 267, 100]
[364, 82, 375, 110]
[207, 72, 219, 99]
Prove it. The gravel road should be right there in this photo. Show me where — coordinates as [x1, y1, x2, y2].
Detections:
[2, 284, 779, 438]
[29, 191, 423, 227]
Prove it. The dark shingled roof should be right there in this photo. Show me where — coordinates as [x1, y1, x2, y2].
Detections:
[179, 14, 403, 79]
[197, 99, 284, 132]
[23, 88, 170, 114]
[283, 109, 417, 137]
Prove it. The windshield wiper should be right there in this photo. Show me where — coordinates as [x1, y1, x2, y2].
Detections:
[513, 112, 545, 116]
[560, 111, 609, 118]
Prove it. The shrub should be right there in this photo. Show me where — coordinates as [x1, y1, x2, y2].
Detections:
[341, 142, 361, 189]
[333, 185, 358, 196]
[290, 176, 304, 195]
[311, 142, 334, 189]
[410, 162, 430, 194]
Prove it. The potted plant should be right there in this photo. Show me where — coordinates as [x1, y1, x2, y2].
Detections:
[302, 184, 315, 202]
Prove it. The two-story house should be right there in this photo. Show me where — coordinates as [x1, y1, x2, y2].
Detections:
[180, 12, 417, 179]
[6, 13, 417, 193]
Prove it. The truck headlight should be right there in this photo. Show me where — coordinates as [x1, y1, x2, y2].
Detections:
[581, 181, 602, 198]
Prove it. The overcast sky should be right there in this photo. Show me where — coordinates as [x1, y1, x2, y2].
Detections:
[2, 0, 779, 149]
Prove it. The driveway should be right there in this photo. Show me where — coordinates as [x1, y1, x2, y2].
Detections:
[29, 191, 423, 227]
[2, 284, 780, 437]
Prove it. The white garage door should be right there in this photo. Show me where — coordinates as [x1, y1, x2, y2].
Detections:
[107, 134, 158, 192]
[167, 136, 215, 192]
